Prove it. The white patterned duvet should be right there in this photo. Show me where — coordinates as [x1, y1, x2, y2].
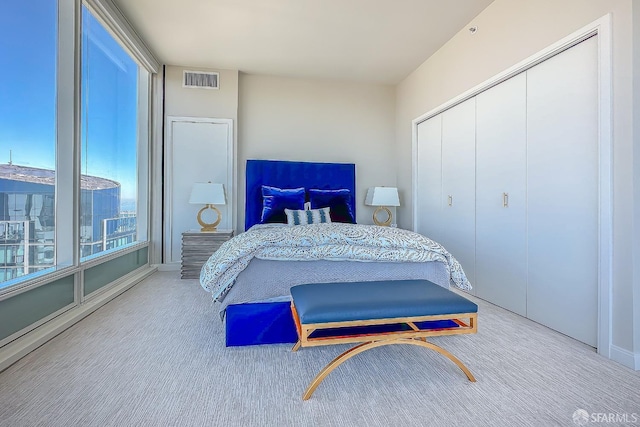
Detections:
[199, 223, 471, 304]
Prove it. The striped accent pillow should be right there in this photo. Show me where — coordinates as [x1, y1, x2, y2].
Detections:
[284, 207, 332, 226]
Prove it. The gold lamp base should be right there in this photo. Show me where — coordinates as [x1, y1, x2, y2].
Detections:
[372, 206, 392, 227]
[197, 204, 222, 232]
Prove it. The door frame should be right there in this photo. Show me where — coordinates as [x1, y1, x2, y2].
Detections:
[411, 15, 612, 357]
[163, 116, 235, 267]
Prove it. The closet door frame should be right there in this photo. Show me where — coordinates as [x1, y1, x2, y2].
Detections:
[414, 115, 443, 244]
[411, 15, 612, 357]
[164, 116, 236, 266]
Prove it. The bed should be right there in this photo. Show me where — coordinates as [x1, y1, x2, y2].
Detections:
[199, 159, 471, 346]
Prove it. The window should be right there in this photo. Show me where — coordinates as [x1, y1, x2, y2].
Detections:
[0, 0, 58, 284]
[0, 0, 155, 292]
[0, 0, 157, 350]
[80, 6, 143, 259]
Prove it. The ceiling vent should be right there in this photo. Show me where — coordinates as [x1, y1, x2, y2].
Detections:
[183, 70, 219, 89]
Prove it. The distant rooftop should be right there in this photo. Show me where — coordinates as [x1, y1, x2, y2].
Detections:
[0, 163, 120, 190]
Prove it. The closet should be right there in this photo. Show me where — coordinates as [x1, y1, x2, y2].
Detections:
[414, 36, 598, 346]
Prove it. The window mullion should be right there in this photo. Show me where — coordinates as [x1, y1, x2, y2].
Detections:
[55, 0, 82, 269]
[137, 69, 150, 244]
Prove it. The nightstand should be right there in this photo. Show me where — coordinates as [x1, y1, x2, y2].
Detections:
[181, 229, 234, 279]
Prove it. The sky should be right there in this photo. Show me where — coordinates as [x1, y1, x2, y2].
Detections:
[0, 0, 139, 201]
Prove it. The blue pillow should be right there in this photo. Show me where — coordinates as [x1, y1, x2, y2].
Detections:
[261, 185, 306, 223]
[308, 188, 355, 223]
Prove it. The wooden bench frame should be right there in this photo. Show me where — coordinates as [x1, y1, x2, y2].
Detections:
[291, 303, 477, 400]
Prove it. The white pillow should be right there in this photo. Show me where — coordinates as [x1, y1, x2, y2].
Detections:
[285, 207, 332, 225]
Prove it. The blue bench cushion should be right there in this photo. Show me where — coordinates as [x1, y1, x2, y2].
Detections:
[290, 279, 477, 324]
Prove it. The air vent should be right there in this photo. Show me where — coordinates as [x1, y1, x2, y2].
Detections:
[183, 70, 219, 89]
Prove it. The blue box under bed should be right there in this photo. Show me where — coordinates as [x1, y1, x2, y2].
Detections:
[225, 301, 299, 346]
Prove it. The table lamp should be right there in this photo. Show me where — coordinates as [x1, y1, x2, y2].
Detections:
[365, 187, 400, 226]
[189, 182, 226, 232]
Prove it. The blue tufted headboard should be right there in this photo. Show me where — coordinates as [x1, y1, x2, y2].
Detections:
[245, 159, 356, 230]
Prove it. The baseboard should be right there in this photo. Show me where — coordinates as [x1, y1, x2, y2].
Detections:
[610, 344, 640, 370]
[0, 265, 157, 372]
[157, 262, 180, 272]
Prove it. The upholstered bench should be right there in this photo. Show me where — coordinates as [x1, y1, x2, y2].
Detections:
[290, 279, 478, 400]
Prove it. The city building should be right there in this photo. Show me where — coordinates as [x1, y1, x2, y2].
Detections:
[0, 163, 136, 281]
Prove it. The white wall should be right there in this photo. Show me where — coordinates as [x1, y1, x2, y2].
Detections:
[164, 66, 239, 119]
[163, 66, 239, 263]
[395, 0, 636, 364]
[238, 73, 396, 227]
[164, 68, 396, 228]
[633, 2, 640, 360]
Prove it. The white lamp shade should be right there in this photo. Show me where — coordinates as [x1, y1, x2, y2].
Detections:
[189, 182, 226, 205]
[365, 187, 400, 207]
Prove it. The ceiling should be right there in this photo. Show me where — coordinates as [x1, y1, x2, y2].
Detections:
[114, 0, 494, 85]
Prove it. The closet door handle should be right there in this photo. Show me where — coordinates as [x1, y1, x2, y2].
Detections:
[503, 192, 509, 208]
[448, 195, 453, 206]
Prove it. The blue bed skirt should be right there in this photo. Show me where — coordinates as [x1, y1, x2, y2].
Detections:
[225, 301, 299, 346]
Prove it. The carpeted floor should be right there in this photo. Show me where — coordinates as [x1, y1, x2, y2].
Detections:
[0, 271, 638, 427]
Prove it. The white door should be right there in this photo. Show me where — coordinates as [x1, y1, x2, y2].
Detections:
[164, 117, 234, 265]
[415, 115, 443, 244]
[526, 37, 599, 346]
[441, 99, 476, 289]
[475, 73, 528, 316]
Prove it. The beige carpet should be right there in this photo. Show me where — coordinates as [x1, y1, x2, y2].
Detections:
[0, 271, 638, 427]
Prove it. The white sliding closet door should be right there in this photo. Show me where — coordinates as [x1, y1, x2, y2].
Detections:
[441, 99, 476, 288]
[475, 73, 527, 316]
[526, 36, 598, 346]
[415, 115, 443, 244]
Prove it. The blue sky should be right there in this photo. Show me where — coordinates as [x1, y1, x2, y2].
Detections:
[1, 1, 139, 200]
[0, 1, 57, 168]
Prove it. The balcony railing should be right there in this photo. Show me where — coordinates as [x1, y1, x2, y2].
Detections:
[1, 216, 137, 282]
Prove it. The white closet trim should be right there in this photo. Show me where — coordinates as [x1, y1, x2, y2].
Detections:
[411, 14, 612, 359]
[163, 117, 235, 266]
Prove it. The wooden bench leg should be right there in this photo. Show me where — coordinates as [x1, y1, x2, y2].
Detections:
[292, 340, 301, 352]
[417, 339, 476, 383]
[302, 338, 476, 400]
